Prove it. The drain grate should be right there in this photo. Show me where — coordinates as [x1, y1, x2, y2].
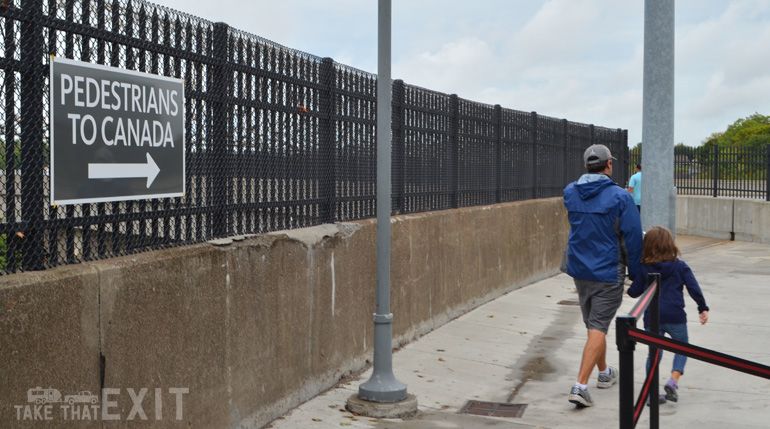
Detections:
[557, 300, 580, 306]
[459, 400, 527, 418]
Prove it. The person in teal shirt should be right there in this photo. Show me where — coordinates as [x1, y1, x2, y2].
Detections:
[628, 164, 642, 212]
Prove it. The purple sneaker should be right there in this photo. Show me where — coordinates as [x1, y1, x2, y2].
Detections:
[646, 394, 667, 406]
[664, 379, 679, 402]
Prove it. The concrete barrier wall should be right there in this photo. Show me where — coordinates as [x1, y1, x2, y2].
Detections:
[675, 195, 734, 239]
[733, 198, 770, 244]
[0, 197, 568, 428]
[676, 195, 770, 243]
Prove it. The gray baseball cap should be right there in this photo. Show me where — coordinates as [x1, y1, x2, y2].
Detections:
[583, 144, 617, 165]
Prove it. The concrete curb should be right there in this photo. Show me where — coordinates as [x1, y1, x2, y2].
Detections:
[346, 393, 419, 419]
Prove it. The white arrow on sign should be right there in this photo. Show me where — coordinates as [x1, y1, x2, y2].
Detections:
[88, 152, 161, 188]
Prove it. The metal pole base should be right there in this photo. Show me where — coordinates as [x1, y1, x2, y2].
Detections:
[359, 314, 408, 403]
[358, 371, 408, 403]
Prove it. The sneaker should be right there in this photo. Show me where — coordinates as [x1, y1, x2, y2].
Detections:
[664, 379, 679, 402]
[597, 366, 619, 388]
[646, 394, 667, 406]
[568, 386, 594, 407]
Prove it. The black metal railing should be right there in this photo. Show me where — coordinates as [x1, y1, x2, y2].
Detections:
[0, 0, 628, 274]
[617, 273, 770, 428]
[628, 144, 770, 201]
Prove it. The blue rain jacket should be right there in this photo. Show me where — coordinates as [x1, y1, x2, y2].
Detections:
[563, 174, 642, 282]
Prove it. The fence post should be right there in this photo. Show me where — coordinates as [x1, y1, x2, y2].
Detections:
[81, 0, 95, 261]
[20, 0, 45, 270]
[561, 119, 568, 190]
[392, 80, 405, 214]
[531, 111, 538, 199]
[319, 57, 336, 223]
[5, 14, 19, 270]
[621, 129, 629, 187]
[210, 22, 230, 238]
[616, 315, 636, 429]
[712, 144, 719, 198]
[450, 94, 459, 208]
[766, 144, 769, 202]
[495, 105, 502, 203]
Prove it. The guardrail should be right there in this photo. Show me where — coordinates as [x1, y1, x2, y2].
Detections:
[616, 273, 770, 428]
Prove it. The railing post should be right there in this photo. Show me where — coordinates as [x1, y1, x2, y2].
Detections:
[20, 0, 45, 270]
[616, 315, 636, 429]
[648, 272, 661, 429]
[211, 22, 230, 238]
[319, 57, 336, 223]
[531, 111, 538, 199]
[713, 144, 719, 198]
[495, 104, 502, 203]
[450, 94, 459, 208]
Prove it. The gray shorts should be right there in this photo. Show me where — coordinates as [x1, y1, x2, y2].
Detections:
[574, 276, 624, 334]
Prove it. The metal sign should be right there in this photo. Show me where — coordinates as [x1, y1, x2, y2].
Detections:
[50, 57, 185, 205]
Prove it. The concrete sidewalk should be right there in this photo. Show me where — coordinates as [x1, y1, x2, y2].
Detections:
[267, 236, 770, 429]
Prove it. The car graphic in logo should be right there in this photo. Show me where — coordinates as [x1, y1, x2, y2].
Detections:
[64, 391, 99, 405]
[26, 388, 99, 405]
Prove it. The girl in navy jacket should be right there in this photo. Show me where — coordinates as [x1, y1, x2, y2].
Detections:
[627, 226, 710, 403]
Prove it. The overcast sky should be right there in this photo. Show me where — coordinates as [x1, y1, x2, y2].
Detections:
[150, 0, 770, 147]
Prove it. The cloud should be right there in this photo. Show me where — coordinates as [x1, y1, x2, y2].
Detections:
[503, 0, 602, 69]
[394, 37, 497, 96]
[674, 0, 770, 143]
[391, 0, 648, 142]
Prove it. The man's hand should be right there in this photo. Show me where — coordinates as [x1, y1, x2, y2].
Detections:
[699, 310, 709, 325]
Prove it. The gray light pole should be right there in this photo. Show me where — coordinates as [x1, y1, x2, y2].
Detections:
[641, 0, 676, 233]
[357, 0, 408, 404]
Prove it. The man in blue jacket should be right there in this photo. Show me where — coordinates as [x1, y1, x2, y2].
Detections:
[563, 144, 642, 407]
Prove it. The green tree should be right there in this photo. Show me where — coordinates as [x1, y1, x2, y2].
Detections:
[0, 138, 22, 170]
[0, 137, 50, 171]
[702, 113, 770, 149]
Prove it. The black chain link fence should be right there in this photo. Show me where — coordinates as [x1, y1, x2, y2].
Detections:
[628, 145, 769, 200]
[0, 0, 628, 274]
